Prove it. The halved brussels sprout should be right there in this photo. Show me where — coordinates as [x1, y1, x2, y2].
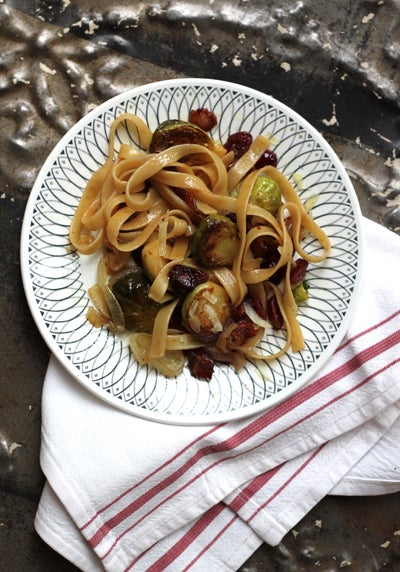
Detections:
[148, 119, 214, 153]
[111, 267, 161, 332]
[182, 281, 232, 342]
[191, 213, 240, 268]
[250, 175, 283, 215]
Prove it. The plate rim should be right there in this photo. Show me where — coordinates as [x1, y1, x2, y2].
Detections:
[20, 77, 365, 426]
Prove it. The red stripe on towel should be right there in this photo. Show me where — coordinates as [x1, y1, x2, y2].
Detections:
[83, 311, 399, 535]
[126, 503, 227, 571]
[84, 313, 399, 563]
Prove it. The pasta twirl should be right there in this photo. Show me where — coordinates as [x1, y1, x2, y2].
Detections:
[69, 112, 330, 380]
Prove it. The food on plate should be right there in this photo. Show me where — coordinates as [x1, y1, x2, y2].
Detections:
[191, 214, 240, 267]
[70, 109, 330, 380]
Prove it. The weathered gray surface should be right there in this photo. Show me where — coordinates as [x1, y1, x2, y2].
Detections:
[1, 1, 399, 570]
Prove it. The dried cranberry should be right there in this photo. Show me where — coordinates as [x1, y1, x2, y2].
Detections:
[188, 349, 215, 380]
[189, 108, 217, 131]
[255, 148, 278, 169]
[224, 132, 253, 162]
[267, 295, 284, 329]
[169, 264, 209, 294]
[250, 235, 285, 284]
[261, 249, 281, 269]
[228, 318, 258, 347]
[245, 295, 267, 320]
[232, 301, 246, 321]
[268, 265, 286, 285]
[290, 259, 308, 288]
[251, 235, 280, 262]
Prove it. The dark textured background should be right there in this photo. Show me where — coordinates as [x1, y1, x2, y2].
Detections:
[1, 1, 399, 570]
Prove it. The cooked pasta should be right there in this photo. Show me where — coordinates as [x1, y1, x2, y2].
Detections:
[70, 111, 331, 379]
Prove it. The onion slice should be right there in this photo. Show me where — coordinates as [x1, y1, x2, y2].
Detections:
[244, 301, 270, 330]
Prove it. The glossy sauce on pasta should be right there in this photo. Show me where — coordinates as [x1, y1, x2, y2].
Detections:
[70, 112, 330, 379]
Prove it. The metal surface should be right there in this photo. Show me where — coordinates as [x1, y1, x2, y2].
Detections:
[0, 1, 399, 570]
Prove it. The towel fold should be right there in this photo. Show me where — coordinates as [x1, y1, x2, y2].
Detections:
[35, 217, 400, 571]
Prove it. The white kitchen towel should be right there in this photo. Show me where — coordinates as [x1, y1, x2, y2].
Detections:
[35, 398, 400, 572]
[35, 217, 400, 571]
[330, 410, 400, 496]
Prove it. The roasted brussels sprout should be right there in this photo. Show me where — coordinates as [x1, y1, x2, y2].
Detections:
[191, 213, 240, 268]
[250, 175, 282, 215]
[182, 281, 232, 342]
[292, 281, 309, 303]
[111, 268, 161, 332]
[148, 119, 214, 153]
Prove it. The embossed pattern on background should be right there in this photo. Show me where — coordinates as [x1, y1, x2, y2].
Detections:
[1, 1, 400, 571]
[2, 1, 399, 228]
[0, 4, 181, 197]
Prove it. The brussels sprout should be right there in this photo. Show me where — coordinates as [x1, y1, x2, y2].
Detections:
[182, 281, 232, 342]
[148, 119, 214, 153]
[292, 281, 309, 303]
[250, 175, 282, 215]
[111, 268, 161, 332]
[191, 214, 240, 268]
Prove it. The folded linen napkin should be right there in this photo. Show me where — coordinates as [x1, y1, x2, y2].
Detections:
[34, 217, 400, 572]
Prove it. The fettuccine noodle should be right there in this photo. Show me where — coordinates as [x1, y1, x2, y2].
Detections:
[70, 112, 330, 379]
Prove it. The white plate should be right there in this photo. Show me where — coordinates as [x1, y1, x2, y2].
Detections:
[21, 78, 363, 425]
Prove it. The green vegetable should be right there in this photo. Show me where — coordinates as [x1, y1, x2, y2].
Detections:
[182, 281, 232, 342]
[191, 213, 240, 268]
[148, 119, 213, 153]
[111, 268, 161, 332]
[292, 281, 309, 303]
[250, 175, 282, 215]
